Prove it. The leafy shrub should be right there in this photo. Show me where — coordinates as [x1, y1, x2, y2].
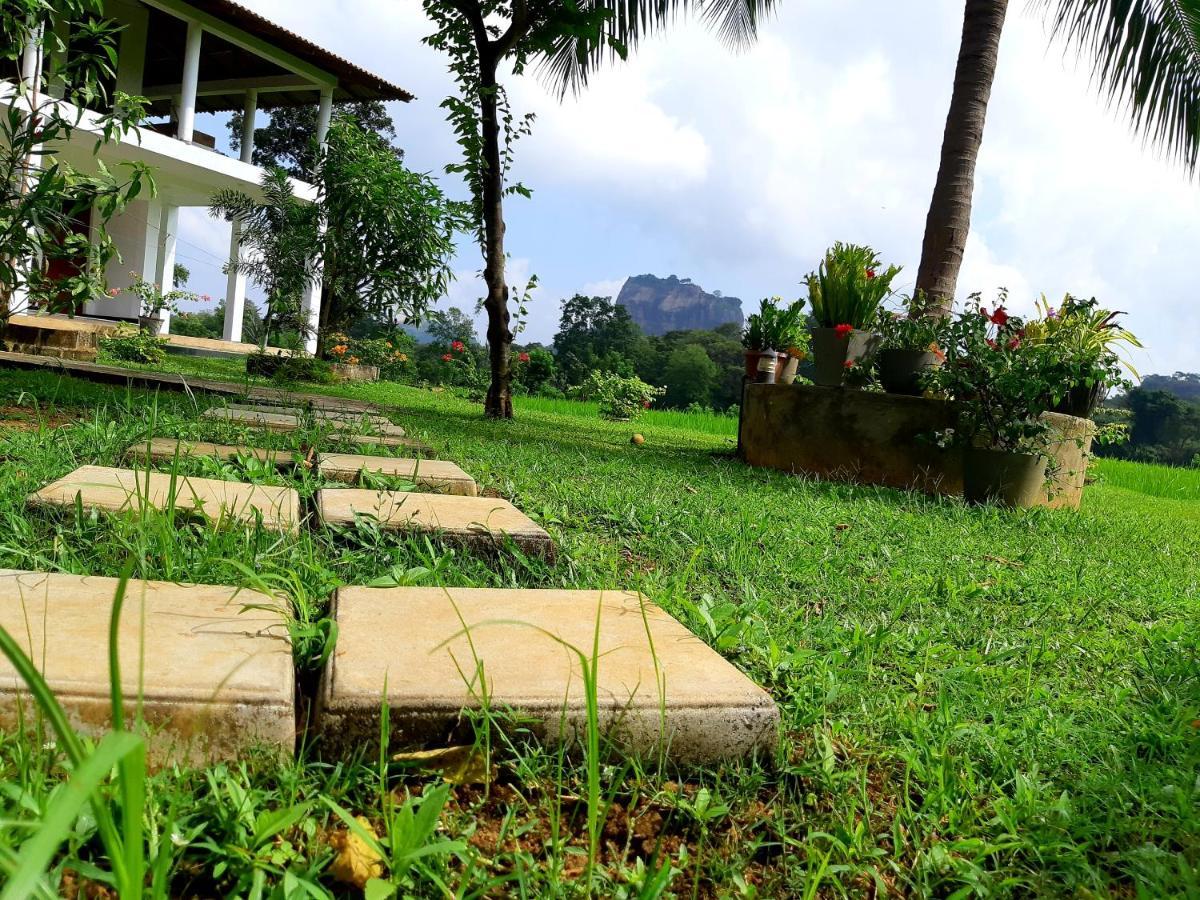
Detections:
[246, 352, 286, 379]
[326, 332, 415, 381]
[272, 356, 334, 384]
[805, 242, 901, 329]
[574, 370, 665, 420]
[514, 347, 556, 393]
[99, 331, 167, 364]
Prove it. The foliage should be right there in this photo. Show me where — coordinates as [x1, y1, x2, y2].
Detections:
[553, 295, 646, 383]
[1025, 293, 1142, 396]
[0, 0, 150, 331]
[1097, 387, 1200, 467]
[229, 100, 398, 180]
[663, 344, 718, 408]
[98, 331, 166, 365]
[925, 295, 1061, 453]
[513, 346, 555, 393]
[434, 338, 486, 393]
[313, 116, 465, 351]
[424, 306, 480, 348]
[875, 293, 950, 352]
[119, 271, 211, 320]
[742, 296, 807, 351]
[804, 242, 901, 329]
[573, 369, 665, 420]
[209, 168, 320, 349]
[269, 355, 334, 385]
[326, 331, 415, 381]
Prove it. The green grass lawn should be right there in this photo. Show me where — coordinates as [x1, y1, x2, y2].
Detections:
[0, 364, 1197, 897]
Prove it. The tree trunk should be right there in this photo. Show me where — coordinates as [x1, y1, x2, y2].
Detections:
[478, 61, 513, 419]
[915, 0, 1008, 313]
[315, 281, 334, 358]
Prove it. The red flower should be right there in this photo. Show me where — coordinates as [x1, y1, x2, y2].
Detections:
[642, 400, 651, 408]
[843, 359, 854, 369]
[986, 338, 998, 350]
[834, 323, 854, 338]
[441, 353, 452, 362]
[1006, 337, 1021, 350]
[989, 306, 1009, 326]
[865, 268, 876, 279]
[518, 351, 530, 363]
[451, 340, 465, 352]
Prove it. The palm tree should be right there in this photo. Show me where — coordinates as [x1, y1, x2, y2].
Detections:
[917, 0, 1200, 311]
[423, 0, 777, 418]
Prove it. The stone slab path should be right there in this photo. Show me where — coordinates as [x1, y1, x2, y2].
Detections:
[0, 570, 294, 764]
[316, 586, 778, 763]
[316, 454, 477, 496]
[126, 438, 297, 469]
[317, 489, 552, 556]
[204, 408, 414, 444]
[340, 432, 435, 454]
[227, 403, 393, 428]
[29, 465, 301, 533]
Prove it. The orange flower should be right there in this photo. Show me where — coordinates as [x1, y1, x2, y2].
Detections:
[331, 344, 348, 356]
[348, 356, 360, 364]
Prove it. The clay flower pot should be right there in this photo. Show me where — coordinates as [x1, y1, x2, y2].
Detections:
[777, 353, 800, 385]
[963, 447, 1047, 508]
[878, 348, 941, 396]
[811, 327, 879, 387]
[744, 349, 770, 380]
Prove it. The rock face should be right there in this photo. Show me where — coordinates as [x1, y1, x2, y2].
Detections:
[616, 275, 744, 336]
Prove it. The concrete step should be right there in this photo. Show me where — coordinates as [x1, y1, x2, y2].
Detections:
[29, 465, 301, 533]
[126, 438, 298, 469]
[205, 407, 404, 437]
[227, 403, 393, 429]
[0, 570, 294, 765]
[316, 454, 477, 496]
[316, 489, 552, 557]
[316, 586, 778, 764]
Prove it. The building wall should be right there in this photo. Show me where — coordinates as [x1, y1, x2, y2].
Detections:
[84, 197, 161, 319]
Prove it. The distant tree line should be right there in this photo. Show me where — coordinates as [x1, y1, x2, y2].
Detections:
[1097, 373, 1200, 467]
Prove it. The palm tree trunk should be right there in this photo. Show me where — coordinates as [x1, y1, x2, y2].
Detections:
[479, 59, 514, 419]
[915, 0, 1009, 313]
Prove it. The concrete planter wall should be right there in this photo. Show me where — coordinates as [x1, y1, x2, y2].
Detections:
[330, 362, 379, 383]
[738, 383, 1095, 510]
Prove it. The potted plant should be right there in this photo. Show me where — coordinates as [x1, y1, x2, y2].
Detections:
[875, 292, 947, 395]
[119, 271, 210, 335]
[742, 297, 807, 383]
[1025, 294, 1142, 418]
[926, 298, 1061, 507]
[804, 243, 899, 386]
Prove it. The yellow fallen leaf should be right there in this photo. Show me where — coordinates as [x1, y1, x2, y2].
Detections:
[328, 815, 383, 889]
[392, 744, 489, 785]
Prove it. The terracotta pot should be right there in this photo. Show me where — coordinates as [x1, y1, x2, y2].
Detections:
[963, 447, 1047, 508]
[810, 328, 879, 387]
[1051, 381, 1104, 419]
[744, 349, 769, 380]
[878, 348, 940, 395]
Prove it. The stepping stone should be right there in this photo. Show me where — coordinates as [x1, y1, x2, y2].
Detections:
[204, 407, 406, 437]
[341, 432, 435, 455]
[0, 570, 294, 765]
[317, 489, 552, 557]
[126, 438, 297, 470]
[316, 454, 477, 496]
[228, 403, 392, 428]
[316, 587, 779, 764]
[29, 465, 300, 533]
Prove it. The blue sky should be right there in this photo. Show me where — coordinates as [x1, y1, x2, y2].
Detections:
[178, 0, 1200, 376]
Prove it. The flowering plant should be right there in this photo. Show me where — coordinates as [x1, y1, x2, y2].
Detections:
[875, 293, 949, 357]
[1024, 294, 1141, 406]
[326, 332, 415, 381]
[119, 271, 209, 322]
[925, 293, 1063, 454]
[742, 296, 808, 352]
[804, 242, 901, 329]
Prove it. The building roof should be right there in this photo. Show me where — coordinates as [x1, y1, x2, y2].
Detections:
[145, 0, 413, 113]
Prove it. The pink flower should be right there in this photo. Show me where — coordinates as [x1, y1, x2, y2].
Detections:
[200, 294, 212, 302]
[106, 287, 120, 298]
[834, 323, 854, 339]
[518, 352, 530, 363]
[441, 353, 452, 362]
[642, 400, 651, 408]
[1006, 337, 1021, 350]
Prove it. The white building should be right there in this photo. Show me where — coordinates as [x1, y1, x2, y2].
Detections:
[6, 0, 411, 352]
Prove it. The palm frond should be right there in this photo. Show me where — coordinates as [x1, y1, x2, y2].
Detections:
[536, 0, 778, 97]
[1037, 0, 1200, 172]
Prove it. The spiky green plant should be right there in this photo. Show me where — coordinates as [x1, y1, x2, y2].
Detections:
[804, 243, 901, 329]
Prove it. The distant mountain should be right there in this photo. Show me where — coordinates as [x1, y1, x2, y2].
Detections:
[616, 274, 744, 336]
[1141, 372, 1200, 402]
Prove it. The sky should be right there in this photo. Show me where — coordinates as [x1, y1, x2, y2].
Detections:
[177, 0, 1200, 377]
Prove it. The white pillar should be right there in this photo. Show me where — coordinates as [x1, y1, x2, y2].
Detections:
[20, 22, 43, 89]
[176, 20, 202, 142]
[300, 88, 334, 355]
[154, 205, 179, 334]
[315, 87, 333, 147]
[222, 91, 257, 344]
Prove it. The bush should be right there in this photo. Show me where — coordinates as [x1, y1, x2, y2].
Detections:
[99, 331, 167, 364]
[514, 347, 556, 393]
[246, 353, 286, 379]
[574, 370, 665, 420]
[325, 332, 415, 381]
[246, 353, 334, 384]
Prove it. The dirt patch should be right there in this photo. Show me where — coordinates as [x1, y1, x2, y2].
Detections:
[0, 405, 76, 431]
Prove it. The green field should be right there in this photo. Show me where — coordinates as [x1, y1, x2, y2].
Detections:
[0, 365, 1197, 897]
